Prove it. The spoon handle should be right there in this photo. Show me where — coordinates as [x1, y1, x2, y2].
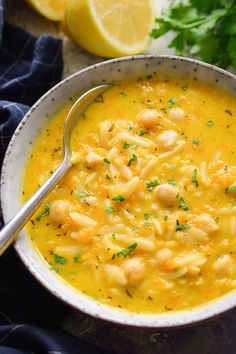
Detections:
[0, 158, 71, 255]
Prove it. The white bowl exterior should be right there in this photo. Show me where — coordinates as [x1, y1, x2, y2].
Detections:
[1, 55, 236, 328]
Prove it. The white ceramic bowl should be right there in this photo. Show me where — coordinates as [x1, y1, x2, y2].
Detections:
[1, 55, 236, 329]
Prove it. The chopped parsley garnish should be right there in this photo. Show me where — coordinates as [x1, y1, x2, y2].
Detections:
[54, 254, 67, 265]
[207, 120, 215, 127]
[163, 215, 169, 221]
[146, 179, 160, 191]
[193, 137, 199, 145]
[123, 142, 131, 149]
[112, 242, 137, 259]
[139, 130, 149, 136]
[106, 207, 115, 213]
[181, 85, 188, 91]
[35, 202, 51, 221]
[167, 179, 176, 186]
[226, 185, 236, 193]
[168, 97, 178, 107]
[144, 221, 151, 228]
[191, 168, 199, 187]
[146, 74, 153, 79]
[112, 195, 125, 202]
[120, 91, 127, 97]
[77, 189, 89, 198]
[144, 213, 151, 220]
[106, 173, 111, 180]
[176, 223, 191, 231]
[112, 233, 116, 240]
[73, 255, 81, 263]
[127, 154, 137, 166]
[103, 157, 110, 164]
[179, 197, 189, 211]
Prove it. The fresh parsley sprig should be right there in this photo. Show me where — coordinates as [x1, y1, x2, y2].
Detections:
[35, 202, 51, 221]
[150, 0, 236, 70]
[112, 243, 137, 259]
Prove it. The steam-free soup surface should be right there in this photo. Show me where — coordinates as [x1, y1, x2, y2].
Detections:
[23, 77, 236, 313]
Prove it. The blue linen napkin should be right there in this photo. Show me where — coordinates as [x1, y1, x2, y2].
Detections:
[0, 1, 109, 353]
[0, 0, 63, 163]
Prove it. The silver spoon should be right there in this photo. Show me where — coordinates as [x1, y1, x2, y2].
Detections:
[0, 84, 110, 255]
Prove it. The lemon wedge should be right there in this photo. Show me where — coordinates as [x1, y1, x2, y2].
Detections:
[64, 0, 157, 58]
[26, 0, 65, 21]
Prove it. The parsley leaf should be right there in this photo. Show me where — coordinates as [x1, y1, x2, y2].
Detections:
[103, 157, 110, 164]
[191, 168, 199, 187]
[112, 195, 125, 202]
[54, 254, 67, 265]
[144, 221, 151, 228]
[207, 120, 215, 127]
[77, 190, 89, 198]
[181, 85, 188, 91]
[73, 255, 81, 263]
[106, 207, 115, 213]
[127, 154, 137, 166]
[176, 223, 191, 231]
[139, 130, 149, 136]
[123, 142, 131, 149]
[35, 202, 51, 221]
[193, 137, 199, 145]
[144, 213, 151, 220]
[49, 263, 59, 273]
[226, 185, 236, 193]
[150, 1, 236, 70]
[179, 197, 189, 211]
[112, 243, 137, 259]
[146, 179, 160, 191]
[168, 97, 179, 107]
[167, 178, 176, 186]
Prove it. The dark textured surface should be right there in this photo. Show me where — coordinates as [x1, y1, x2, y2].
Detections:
[62, 309, 236, 354]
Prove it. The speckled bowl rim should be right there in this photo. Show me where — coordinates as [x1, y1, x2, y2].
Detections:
[1, 55, 236, 329]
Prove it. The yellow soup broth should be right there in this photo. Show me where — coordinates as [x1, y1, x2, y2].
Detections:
[23, 77, 236, 313]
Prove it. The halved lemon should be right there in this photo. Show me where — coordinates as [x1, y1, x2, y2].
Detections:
[26, 0, 65, 21]
[64, 0, 157, 58]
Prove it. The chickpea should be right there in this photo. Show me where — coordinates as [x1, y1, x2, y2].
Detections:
[156, 248, 173, 264]
[137, 109, 161, 128]
[169, 107, 185, 121]
[123, 258, 145, 286]
[156, 130, 178, 149]
[154, 183, 178, 208]
[193, 213, 219, 234]
[50, 199, 70, 224]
